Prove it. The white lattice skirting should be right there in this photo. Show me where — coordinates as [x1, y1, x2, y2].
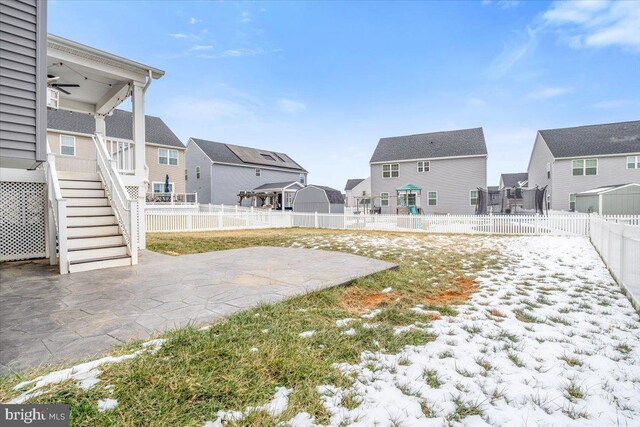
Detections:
[0, 181, 46, 261]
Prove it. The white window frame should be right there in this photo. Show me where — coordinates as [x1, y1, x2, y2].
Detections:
[572, 158, 597, 176]
[382, 163, 399, 178]
[255, 168, 261, 177]
[569, 193, 577, 211]
[627, 156, 640, 169]
[427, 191, 437, 206]
[159, 148, 179, 166]
[380, 192, 389, 207]
[417, 161, 430, 173]
[59, 134, 76, 156]
[470, 190, 479, 206]
[152, 181, 175, 193]
[299, 173, 305, 184]
[195, 166, 201, 179]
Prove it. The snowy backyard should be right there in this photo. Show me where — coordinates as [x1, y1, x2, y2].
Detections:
[1, 230, 639, 426]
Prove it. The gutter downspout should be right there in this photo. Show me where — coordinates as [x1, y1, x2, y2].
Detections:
[143, 69, 153, 93]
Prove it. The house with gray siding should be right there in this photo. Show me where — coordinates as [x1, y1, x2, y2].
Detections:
[527, 120, 640, 211]
[369, 127, 488, 214]
[575, 183, 640, 215]
[498, 172, 528, 213]
[186, 138, 307, 206]
[344, 177, 371, 208]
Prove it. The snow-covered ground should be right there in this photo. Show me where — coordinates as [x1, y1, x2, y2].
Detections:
[288, 236, 640, 426]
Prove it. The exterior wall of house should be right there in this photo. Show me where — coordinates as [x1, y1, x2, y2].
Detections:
[345, 177, 371, 207]
[185, 141, 213, 204]
[0, 0, 47, 170]
[370, 156, 487, 214]
[602, 186, 640, 215]
[552, 155, 640, 211]
[526, 133, 554, 193]
[211, 163, 306, 206]
[146, 145, 185, 193]
[47, 131, 96, 159]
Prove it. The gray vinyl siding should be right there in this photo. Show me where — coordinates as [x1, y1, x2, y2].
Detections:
[0, 0, 46, 169]
[293, 186, 344, 213]
[601, 186, 640, 215]
[185, 141, 212, 204]
[575, 195, 599, 213]
[345, 177, 371, 207]
[370, 156, 487, 215]
[211, 163, 306, 206]
[551, 155, 640, 211]
[526, 133, 553, 192]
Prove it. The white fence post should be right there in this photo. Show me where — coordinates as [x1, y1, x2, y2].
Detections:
[314, 212, 319, 228]
[187, 212, 193, 231]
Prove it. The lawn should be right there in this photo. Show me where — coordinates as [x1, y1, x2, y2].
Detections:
[2, 230, 639, 426]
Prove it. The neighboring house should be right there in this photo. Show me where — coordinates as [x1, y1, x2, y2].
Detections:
[1, 0, 163, 273]
[47, 109, 186, 195]
[186, 138, 307, 206]
[498, 172, 528, 213]
[527, 120, 640, 211]
[344, 177, 371, 208]
[293, 185, 345, 214]
[575, 183, 640, 215]
[369, 127, 488, 214]
[487, 186, 502, 212]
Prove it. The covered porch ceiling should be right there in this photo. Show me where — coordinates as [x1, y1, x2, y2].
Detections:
[47, 34, 164, 115]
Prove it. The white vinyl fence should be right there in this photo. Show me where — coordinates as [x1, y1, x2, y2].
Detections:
[146, 211, 592, 235]
[590, 215, 640, 309]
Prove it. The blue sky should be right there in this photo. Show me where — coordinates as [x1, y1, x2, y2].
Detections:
[49, 0, 640, 189]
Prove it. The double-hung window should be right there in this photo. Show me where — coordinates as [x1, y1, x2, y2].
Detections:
[417, 161, 430, 172]
[569, 193, 577, 211]
[195, 166, 201, 179]
[380, 192, 389, 207]
[427, 191, 437, 206]
[255, 168, 261, 177]
[299, 174, 305, 184]
[60, 135, 75, 156]
[382, 163, 399, 178]
[470, 190, 479, 206]
[159, 148, 178, 165]
[627, 156, 640, 169]
[572, 159, 597, 176]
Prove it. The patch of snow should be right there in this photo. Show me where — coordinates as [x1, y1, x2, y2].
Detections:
[360, 309, 382, 319]
[335, 318, 355, 327]
[381, 287, 393, 293]
[299, 331, 316, 338]
[205, 387, 292, 426]
[250, 347, 259, 353]
[97, 398, 118, 412]
[9, 338, 166, 404]
[340, 328, 356, 336]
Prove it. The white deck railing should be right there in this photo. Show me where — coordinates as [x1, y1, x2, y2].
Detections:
[93, 134, 138, 264]
[146, 192, 198, 205]
[46, 144, 69, 274]
[590, 215, 640, 309]
[146, 211, 598, 236]
[106, 138, 135, 174]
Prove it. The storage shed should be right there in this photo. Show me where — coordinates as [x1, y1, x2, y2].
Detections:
[293, 185, 345, 213]
[575, 183, 640, 215]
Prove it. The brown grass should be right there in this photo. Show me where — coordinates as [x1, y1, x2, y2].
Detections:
[424, 277, 478, 305]
[339, 288, 401, 314]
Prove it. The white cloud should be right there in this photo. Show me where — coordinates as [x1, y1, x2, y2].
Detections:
[169, 33, 187, 39]
[220, 48, 273, 58]
[467, 97, 487, 107]
[277, 99, 306, 114]
[241, 11, 251, 23]
[191, 45, 213, 51]
[482, 0, 521, 10]
[527, 86, 574, 100]
[485, 26, 538, 78]
[543, 1, 640, 50]
[189, 17, 202, 25]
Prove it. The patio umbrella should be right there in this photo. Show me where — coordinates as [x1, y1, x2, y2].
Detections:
[164, 174, 170, 193]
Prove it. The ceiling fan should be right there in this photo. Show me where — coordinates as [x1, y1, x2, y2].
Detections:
[47, 74, 79, 95]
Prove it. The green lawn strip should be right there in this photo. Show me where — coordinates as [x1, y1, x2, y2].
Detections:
[1, 229, 499, 426]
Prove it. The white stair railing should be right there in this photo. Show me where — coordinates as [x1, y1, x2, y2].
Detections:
[45, 143, 69, 274]
[93, 133, 138, 264]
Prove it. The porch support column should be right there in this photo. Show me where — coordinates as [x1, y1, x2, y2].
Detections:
[95, 114, 106, 138]
[132, 80, 146, 178]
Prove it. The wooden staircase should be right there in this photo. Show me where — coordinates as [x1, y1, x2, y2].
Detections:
[58, 171, 132, 273]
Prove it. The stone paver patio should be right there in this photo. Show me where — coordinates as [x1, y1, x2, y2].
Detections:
[0, 247, 395, 375]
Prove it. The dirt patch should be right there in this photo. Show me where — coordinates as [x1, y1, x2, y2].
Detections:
[340, 288, 401, 314]
[424, 277, 478, 305]
[488, 308, 506, 318]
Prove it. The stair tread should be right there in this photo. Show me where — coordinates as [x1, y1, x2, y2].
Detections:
[68, 244, 126, 252]
[68, 224, 119, 229]
[70, 254, 131, 265]
[68, 234, 122, 240]
[67, 214, 115, 218]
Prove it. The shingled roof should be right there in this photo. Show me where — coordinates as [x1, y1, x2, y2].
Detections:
[370, 127, 487, 163]
[190, 138, 307, 172]
[344, 178, 365, 191]
[47, 109, 184, 148]
[500, 172, 528, 188]
[539, 120, 640, 158]
[309, 185, 345, 204]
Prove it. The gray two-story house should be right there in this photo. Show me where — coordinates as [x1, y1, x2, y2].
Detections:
[370, 127, 488, 214]
[185, 138, 308, 206]
[527, 120, 640, 211]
